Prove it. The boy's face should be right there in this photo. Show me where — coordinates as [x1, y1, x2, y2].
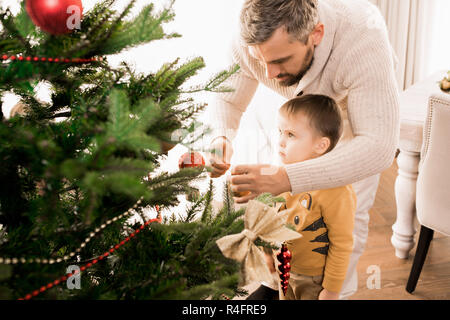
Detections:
[277, 109, 326, 164]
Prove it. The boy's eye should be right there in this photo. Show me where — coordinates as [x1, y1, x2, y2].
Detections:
[288, 133, 294, 138]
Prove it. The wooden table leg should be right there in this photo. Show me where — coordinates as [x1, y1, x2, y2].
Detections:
[391, 150, 420, 259]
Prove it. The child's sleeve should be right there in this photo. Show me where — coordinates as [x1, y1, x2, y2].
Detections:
[320, 186, 357, 293]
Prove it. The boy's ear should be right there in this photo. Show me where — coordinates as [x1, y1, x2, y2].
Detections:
[314, 137, 330, 155]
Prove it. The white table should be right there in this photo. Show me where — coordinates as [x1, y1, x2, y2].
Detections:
[391, 70, 448, 259]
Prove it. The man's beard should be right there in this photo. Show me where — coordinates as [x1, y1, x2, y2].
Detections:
[278, 46, 314, 87]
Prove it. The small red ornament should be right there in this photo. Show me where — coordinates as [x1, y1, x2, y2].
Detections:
[276, 242, 292, 296]
[26, 0, 83, 35]
[178, 152, 205, 169]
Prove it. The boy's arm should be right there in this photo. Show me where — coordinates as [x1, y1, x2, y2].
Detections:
[320, 187, 357, 294]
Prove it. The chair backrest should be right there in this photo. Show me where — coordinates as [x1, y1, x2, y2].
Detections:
[416, 93, 450, 236]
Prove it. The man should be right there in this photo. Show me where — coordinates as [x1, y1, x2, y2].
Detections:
[206, 0, 399, 299]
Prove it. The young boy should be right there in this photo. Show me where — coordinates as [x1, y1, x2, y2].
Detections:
[247, 94, 357, 300]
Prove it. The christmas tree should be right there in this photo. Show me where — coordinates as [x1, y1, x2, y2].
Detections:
[0, 0, 246, 300]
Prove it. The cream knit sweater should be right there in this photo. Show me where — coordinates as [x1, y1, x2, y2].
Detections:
[208, 0, 400, 195]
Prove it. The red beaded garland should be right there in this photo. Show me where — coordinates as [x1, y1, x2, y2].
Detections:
[19, 207, 162, 300]
[0, 54, 102, 63]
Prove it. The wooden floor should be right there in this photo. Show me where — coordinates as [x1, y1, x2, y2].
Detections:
[349, 159, 450, 300]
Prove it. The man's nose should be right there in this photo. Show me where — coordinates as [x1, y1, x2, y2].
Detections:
[265, 63, 280, 80]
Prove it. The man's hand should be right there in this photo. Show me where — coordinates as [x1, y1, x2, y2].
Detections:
[229, 164, 291, 203]
[318, 288, 340, 300]
[205, 136, 233, 178]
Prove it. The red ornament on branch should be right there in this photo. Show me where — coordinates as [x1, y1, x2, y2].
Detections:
[26, 0, 83, 35]
[276, 242, 292, 296]
[178, 152, 205, 169]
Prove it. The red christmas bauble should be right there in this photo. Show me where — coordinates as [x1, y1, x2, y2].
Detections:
[178, 152, 205, 169]
[26, 0, 83, 35]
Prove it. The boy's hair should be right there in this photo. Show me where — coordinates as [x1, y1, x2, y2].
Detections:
[280, 94, 343, 153]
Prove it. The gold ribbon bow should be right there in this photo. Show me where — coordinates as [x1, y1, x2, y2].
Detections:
[216, 199, 302, 287]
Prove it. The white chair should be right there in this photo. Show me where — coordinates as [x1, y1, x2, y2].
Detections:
[406, 93, 450, 293]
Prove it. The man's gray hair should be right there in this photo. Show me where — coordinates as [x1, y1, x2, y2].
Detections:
[240, 0, 319, 45]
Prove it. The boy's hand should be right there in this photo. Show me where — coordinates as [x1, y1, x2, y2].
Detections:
[229, 164, 291, 203]
[318, 288, 340, 300]
[206, 136, 233, 178]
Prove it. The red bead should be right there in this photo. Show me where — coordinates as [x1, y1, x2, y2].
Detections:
[279, 272, 290, 280]
[46, 283, 53, 289]
[10, 56, 16, 60]
[144, 221, 150, 226]
[125, 237, 130, 242]
[135, 229, 140, 234]
[104, 252, 109, 257]
[283, 251, 292, 261]
[48, 58, 53, 62]
[54, 58, 59, 62]
[109, 248, 115, 253]
[39, 286, 46, 292]
[140, 225, 145, 230]
[120, 241, 125, 246]
[61, 276, 67, 281]
[26, 57, 31, 61]
[178, 152, 205, 169]
[115, 244, 120, 250]
[93, 259, 98, 264]
[64, 58, 70, 63]
[86, 263, 92, 267]
[282, 280, 289, 287]
[25, 294, 32, 300]
[80, 266, 86, 271]
[53, 280, 60, 286]
[18, 56, 24, 61]
[284, 262, 291, 272]
[33, 57, 39, 61]
[130, 233, 135, 238]
[32, 290, 39, 296]
[41, 57, 46, 61]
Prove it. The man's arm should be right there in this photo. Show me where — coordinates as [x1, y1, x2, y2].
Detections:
[285, 29, 399, 195]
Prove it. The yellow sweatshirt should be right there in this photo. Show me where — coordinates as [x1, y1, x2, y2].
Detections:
[277, 185, 356, 293]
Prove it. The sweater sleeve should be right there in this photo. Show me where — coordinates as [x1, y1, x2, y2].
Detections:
[320, 187, 356, 293]
[207, 37, 259, 144]
[284, 27, 399, 195]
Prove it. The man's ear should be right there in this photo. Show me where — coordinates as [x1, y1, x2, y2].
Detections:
[314, 136, 330, 155]
[310, 23, 324, 46]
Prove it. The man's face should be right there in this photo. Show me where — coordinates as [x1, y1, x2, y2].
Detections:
[248, 27, 316, 87]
